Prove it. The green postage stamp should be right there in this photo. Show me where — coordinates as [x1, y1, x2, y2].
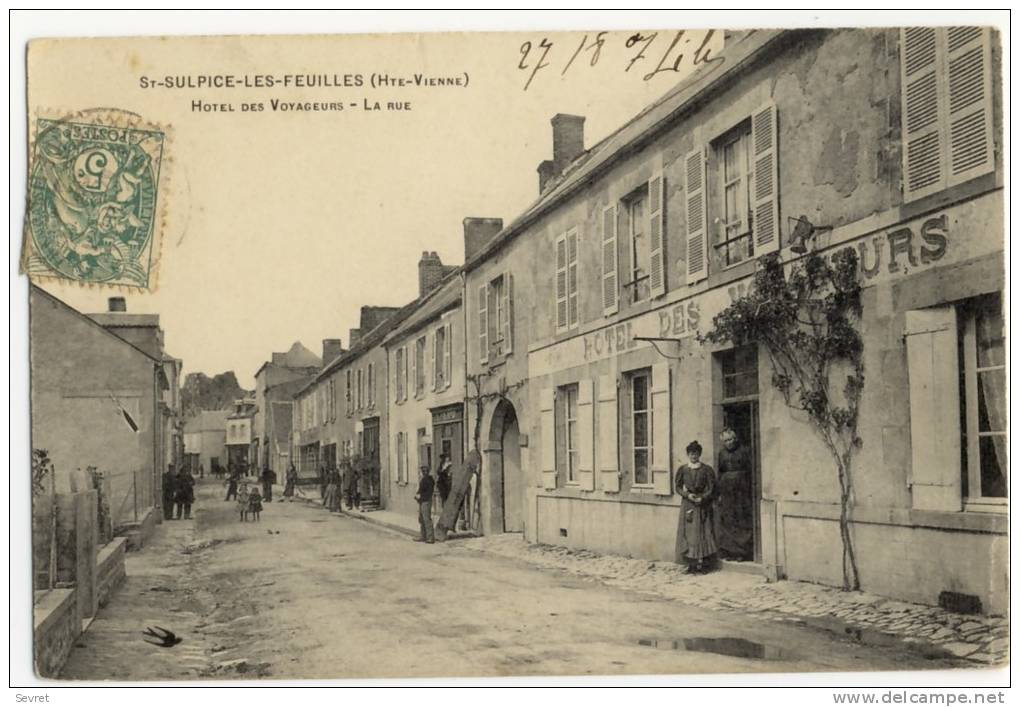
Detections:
[24, 115, 166, 289]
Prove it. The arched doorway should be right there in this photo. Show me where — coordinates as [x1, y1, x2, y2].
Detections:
[489, 399, 523, 533]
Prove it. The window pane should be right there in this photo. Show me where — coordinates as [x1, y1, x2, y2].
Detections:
[977, 369, 1006, 433]
[568, 452, 578, 480]
[976, 296, 1004, 368]
[979, 435, 1008, 498]
[568, 420, 577, 451]
[632, 375, 648, 411]
[634, 449, 649, 485]
[634, 411, 648, 448]
[723, 140, 736, 179]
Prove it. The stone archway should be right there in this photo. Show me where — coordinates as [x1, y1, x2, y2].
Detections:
[484, 399, 522, 534]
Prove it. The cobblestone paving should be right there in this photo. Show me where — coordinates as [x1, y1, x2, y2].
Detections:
[460, 534, 1009, 667]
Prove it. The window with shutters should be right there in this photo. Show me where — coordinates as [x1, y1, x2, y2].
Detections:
[414, 336, 426, 397]
[434, 325, 447, 390]
[555, 384, 580, 484]
[555, 230, 580, 332]
[488, 275, 505, 353]
[394, 348, 405, 403]
[712, 124, 754, 268]
[958, 292, 1006, 509]
[622, 188, 650, 303]
[622, 369, 652, 486]
[345, 370, 352, 415]
[900, 27, 995, 203]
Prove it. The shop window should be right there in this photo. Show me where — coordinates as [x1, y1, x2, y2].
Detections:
[712, 124, 754, 268]
[623, 369, 652, 486]
[900, 27, 995, 203]
[414, 336, 426, 397]
[959, 292, 1007, 507]
[556, 384, 579, 484]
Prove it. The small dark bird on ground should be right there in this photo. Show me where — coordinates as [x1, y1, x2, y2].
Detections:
[142, 625, 183, 648]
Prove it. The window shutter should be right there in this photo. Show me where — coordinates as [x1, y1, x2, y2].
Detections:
[540, 388, 557, 489]
[685, 148, 708, 283]
[601, 205, 619, 316]
[431, 331, 438, 392]
[577, 379, 595, 491]
[900, 28, 944, 201]
[478, 284, 488, 365]
[503, 273, 514, 355]
[648, 169, 666, 298]
[751, 101, 780, 256]
[444, 323, 453, 389]
[597, 374, 620, 493]
[650, 362, 672, 495]
[555, 234, 568, 330]
[945, 27, 995, 187]
[567, 228, 579, 327]
[409, 342, 417, 399]
[904, 307, 962, 511]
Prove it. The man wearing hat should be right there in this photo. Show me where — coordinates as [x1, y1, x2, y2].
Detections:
[414, 465, 436, 543]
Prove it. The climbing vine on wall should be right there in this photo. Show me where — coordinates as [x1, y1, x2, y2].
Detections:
[701, 249, 866, 591]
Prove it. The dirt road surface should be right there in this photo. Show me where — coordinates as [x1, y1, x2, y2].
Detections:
[60, 480, 965, 681]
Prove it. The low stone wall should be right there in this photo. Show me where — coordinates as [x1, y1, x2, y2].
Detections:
[33, 588, 78, 679]
[96, 538, 127, 608]
[119, 506, 158, 551]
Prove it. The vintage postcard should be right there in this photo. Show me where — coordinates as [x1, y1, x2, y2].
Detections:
[18, 14, 1008, 687]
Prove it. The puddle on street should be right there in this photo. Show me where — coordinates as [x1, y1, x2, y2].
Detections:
[638, 637, 787, 661]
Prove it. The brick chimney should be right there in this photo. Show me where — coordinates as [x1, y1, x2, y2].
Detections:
[322, 338, 344, 365]
[538, 114, 585, 194]
[108, 296, 127, 312]
[418, 251, 445, 298]
[463, 217, 503, 261]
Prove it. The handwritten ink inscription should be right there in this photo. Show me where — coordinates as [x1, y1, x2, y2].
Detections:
[517, 30, 722, 91]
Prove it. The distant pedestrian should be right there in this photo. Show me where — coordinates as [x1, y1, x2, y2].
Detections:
[225, 466, 239, 501]
[237, 482, 251, 522]
[323, 468, 341, 512]
[675, 440, 718, 574]
[414, 465, 435, 543]
[318, 465, 327, 499]
[162, 465, 176, 521]
[260, 467, 276, 503]
[283, 464, 297, 499]
[346, 465, 361, 510]
[198, 462, 205, 479]
[248, 487, 263, 521]
[174, 468, 195, 520]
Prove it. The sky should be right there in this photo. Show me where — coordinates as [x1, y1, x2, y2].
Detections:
[22, 21, 723, 388]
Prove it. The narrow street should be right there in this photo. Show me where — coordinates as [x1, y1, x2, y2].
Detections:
[61, 479, 966, 680]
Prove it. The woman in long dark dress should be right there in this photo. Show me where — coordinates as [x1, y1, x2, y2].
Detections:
[674, 440, 718, 574]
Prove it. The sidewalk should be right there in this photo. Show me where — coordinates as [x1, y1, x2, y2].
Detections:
[458, 534, 1009, 667]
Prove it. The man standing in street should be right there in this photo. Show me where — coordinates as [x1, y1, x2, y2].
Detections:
[161, 464, 176, 521]
[414, 465, 435, 543]
[716, 427, 754, 561]
[225, 463, 240, 501]
[260, 466, 276, 503]
[175, 467, 196, 520]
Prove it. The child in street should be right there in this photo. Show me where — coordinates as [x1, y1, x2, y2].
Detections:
[237, 482, 250, 522]
[248, 486, 263, 522]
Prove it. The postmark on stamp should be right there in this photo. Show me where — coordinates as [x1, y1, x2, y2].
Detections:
[24, 112, 167, 289]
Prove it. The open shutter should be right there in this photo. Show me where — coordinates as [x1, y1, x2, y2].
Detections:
[503, 273, 514, 355]
[555, 234, 568, 330]
[478, 284, 489, 365]
[577, 379, 595, 491]
[945, 27, 995, 187]
[905, 307, 962, 511]
[648, 169, 666, 298]
[601, 205, 619, 316]
[567, 229, 579, 327]
[650, 362, 672, 495]
[401, 348, 408, 401]
[444, 323, 453, 389]
[409, 342, 417, 399]
[540, 388, 557, 489]
[751, 101, 780, 256]
[598, 374, 620, 493]
[431, 331, 438, 392]
[685, 148, 708, 283]
[900, 27, 944, 202]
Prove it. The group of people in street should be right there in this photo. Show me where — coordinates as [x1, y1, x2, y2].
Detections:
[414, 453, 469, 543]
[674, 428, 755, 574]
[161, 464, 196, 521]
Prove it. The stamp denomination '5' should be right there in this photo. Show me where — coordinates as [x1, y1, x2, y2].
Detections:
[26, 117, 165, 289]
